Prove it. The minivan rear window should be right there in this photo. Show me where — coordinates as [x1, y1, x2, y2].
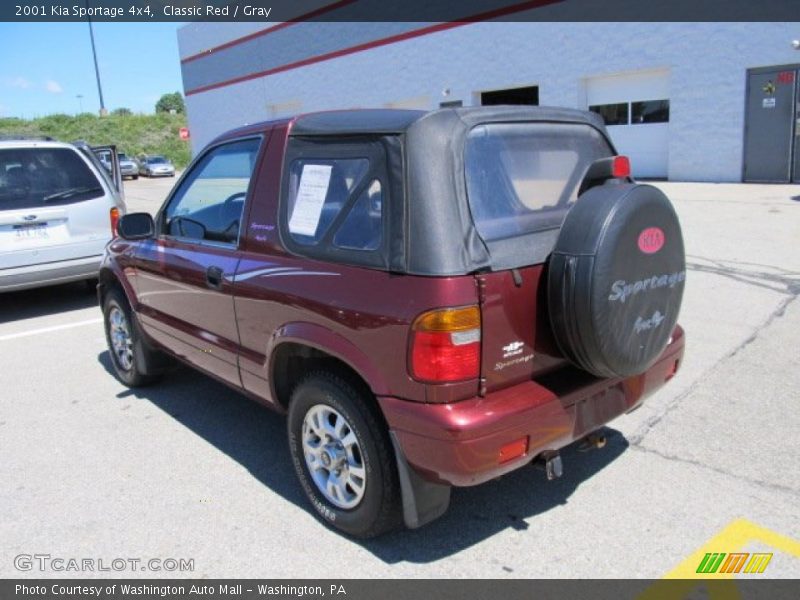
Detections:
[0, 147, 104, 210]
[465, 122, 613, 243]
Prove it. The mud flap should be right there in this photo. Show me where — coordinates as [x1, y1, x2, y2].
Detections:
[131, 315, 172, 376]
[389, 431, 451, 528]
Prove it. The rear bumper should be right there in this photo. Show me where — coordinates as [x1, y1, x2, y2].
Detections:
[0, 255, 102, 292]
[379, 326, 685, 487]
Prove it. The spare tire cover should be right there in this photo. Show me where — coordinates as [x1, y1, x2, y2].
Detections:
[547, 183, 685, 379]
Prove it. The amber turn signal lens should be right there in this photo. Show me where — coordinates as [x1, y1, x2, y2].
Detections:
[412, 306, 481, 332]
[109, 207, 120, 237]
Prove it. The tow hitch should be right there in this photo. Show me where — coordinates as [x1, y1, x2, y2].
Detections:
[578, 432, 607, 452]
[535, 451, 563, 480]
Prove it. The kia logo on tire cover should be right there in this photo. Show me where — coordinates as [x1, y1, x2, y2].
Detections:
[638, 227, 665, 254]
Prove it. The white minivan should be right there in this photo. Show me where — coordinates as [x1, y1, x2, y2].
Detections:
[0, 138, 126, 292]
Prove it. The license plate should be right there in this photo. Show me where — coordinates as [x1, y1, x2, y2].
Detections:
[14, 223, 49, 240]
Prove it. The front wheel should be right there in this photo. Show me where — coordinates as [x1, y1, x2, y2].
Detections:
[103, 288, 161, 387]
[287, 372, 401, 538]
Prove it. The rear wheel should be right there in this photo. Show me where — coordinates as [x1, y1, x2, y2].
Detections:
[287, 372, 401, 538]
[103, 288, 162, 387]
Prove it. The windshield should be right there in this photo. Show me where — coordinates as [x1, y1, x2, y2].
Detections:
[149, 156, 167, 164]
[0, 147, 104, 210]
[465, 122, 613, 243]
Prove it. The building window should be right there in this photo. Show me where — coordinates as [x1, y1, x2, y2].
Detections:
[631, 99, 670, 124]
[480, 86, 539, 106]
[589, 103, 629, 126]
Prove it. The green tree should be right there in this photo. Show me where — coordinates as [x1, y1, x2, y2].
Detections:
[112, 107, 132, 116]
[155, 92, 185, 114]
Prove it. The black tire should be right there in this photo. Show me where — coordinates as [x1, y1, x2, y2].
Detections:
[548, 183, 685, 378]
[132, 175, 138, 180]
[287, 372, 401, 538]
[103, 288, 162, 387]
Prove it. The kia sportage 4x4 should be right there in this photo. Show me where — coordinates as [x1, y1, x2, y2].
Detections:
[98, 107, 685, 538]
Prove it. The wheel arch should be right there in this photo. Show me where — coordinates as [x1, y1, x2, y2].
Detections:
[97, 263, 138, 310]
[267, 322, 390, 411]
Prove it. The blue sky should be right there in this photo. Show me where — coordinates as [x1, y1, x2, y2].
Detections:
[0, 22, 184, 118]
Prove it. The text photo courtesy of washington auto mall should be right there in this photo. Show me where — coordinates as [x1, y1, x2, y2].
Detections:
[0, 1, 799, 599]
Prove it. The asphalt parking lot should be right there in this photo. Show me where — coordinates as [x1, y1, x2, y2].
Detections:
[1, 176, 799, 579]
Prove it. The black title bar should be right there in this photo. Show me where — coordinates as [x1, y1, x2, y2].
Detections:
[4, 579, 800, 600]
[3, 0, 799, 22]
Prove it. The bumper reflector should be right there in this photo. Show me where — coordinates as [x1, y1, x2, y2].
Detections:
[666, 359, 679, 381]
[499, 437, 528, 464]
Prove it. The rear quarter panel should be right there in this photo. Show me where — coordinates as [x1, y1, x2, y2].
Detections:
[234, 124, 479, 405]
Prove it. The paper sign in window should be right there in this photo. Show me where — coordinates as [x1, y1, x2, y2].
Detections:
[288, 164, 333, 236]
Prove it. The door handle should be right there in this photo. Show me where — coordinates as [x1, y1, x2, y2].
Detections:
[206, 265, 224, 290]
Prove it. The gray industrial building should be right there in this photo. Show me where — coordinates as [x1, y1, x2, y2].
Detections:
[178, 21, 800, 182]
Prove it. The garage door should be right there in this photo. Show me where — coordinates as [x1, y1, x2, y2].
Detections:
[586, 69, 670, 179]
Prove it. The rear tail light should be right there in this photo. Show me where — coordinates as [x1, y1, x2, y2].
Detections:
[612, 155, 631, 178]
[410, 306, 481, 383]
[109, 207, 120, 237]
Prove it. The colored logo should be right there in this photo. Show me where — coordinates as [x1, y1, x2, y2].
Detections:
[696, 552, 773, 574]
[638, 227, 665, 254]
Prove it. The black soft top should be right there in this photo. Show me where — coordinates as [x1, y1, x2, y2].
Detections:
[290, 106, 604, 136]
[285, 107, 614, 276]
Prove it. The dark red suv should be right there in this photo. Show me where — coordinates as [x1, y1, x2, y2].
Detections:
[99, 107, 685, 538]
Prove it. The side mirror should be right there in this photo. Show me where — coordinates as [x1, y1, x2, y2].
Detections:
[117, 212, 155, 240]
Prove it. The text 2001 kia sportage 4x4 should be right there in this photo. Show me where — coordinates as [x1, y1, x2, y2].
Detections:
[98, 107, 685, 538]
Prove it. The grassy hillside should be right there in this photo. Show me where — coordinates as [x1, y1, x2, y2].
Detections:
[0, 113, 191, 168]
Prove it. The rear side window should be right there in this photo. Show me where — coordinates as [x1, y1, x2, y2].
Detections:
[279, 138, 391, 269]
[286, 158, 370, 246]
[465, 122, 613, 243]
[285, 157, 384, 253]
[333, 180, 383, 251]
[0, 147, 103, 210]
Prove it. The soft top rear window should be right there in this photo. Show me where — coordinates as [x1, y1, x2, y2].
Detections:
[465, 122, 613, 243]
[0, 147, 103, 210]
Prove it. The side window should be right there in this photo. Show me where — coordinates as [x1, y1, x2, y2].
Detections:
[164, 138, 260, 244]
[285, 158, 371, 246]
[333, 180, 382, 251]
